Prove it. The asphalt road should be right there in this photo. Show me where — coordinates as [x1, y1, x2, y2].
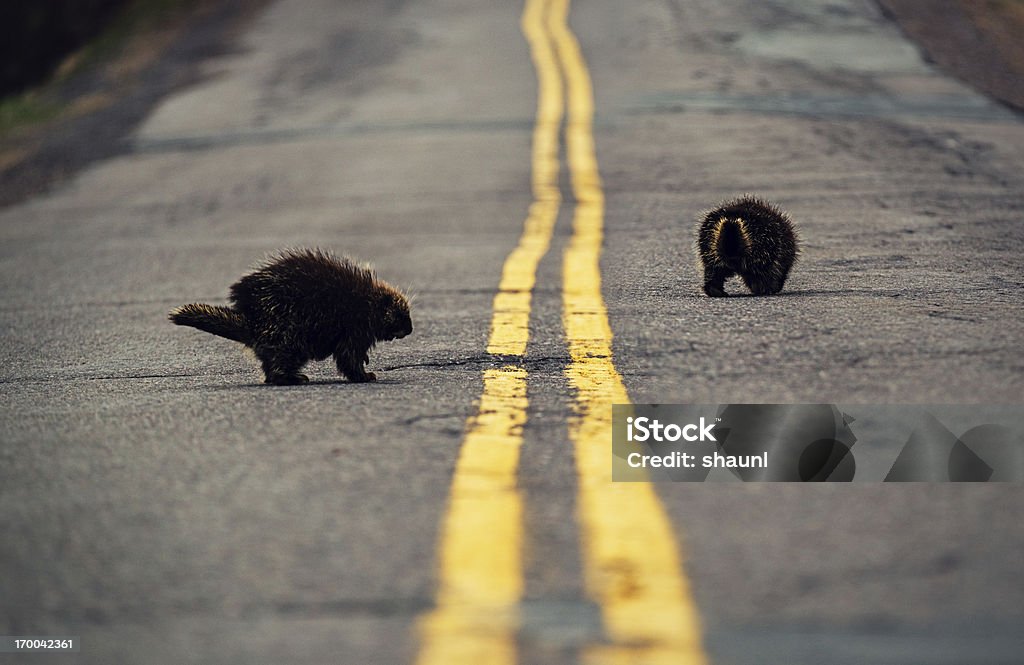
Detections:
[2, 0, 1023, 664]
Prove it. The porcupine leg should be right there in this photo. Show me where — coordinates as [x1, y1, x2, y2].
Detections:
[255, 345, 310, 385]
[743, 273, 772, 296]
[774, 263, 794, 294]
[743, 267, 784, 296]
[703, 265, 734, 297]
[335, 344, 376, 383]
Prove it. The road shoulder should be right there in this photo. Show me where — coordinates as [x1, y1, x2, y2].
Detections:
[0, 0, 267, 209]
[877, 0, 1024, 113]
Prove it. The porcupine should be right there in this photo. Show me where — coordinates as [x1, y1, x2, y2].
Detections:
[697, 196, 799, 297]
[170, 248, 412, 384]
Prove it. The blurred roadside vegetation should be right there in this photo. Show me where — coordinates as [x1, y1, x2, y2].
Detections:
[0, 0, 198, 135]
[1, 2, 127, 97]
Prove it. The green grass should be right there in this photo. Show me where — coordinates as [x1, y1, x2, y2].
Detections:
[0, 94, 61, 136]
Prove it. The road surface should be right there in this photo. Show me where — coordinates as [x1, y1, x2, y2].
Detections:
[2, 0, 1023, 663]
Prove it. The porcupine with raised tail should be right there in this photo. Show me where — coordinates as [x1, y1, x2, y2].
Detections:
[170, 249, 412, 385]
[697, 196, 799, 297]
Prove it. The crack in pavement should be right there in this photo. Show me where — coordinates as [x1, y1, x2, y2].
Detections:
[381, 353, 571, 372]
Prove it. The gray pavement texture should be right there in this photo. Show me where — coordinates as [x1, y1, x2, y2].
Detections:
[2, 0, 1023, 664]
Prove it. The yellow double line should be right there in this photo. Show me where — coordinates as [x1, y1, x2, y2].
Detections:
[416, 0, 707, 663]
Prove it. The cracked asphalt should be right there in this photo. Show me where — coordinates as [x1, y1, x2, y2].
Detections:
[2, 0, 1023, 663]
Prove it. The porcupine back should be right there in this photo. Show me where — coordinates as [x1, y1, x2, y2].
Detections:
[697, 196, 799, 296]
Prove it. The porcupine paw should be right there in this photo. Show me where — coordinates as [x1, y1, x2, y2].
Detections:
[265, 373, 309, 385]
[746, 275, 783, 296]
[704, 282, 728, 298]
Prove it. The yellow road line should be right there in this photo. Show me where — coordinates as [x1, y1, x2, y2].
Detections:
[415, 365, 527, 665]
[419, 1, 709, 662]
[550, 0, 710, 662]
[488, 0, 564, 358]
[414, 0, 563, 662]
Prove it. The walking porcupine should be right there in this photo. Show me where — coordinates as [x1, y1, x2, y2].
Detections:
[696, 195, 799, 297]
[170, 248, 412, 385]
